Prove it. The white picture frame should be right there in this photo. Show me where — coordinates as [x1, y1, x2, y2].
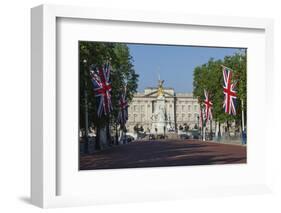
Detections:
[31, 4, 274, 208]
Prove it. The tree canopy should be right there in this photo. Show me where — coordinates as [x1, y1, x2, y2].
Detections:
[79, 42, 139, 131]
[193, 51, 247, 125]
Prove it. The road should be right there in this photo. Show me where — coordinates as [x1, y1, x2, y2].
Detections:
[80, 139, 246, 170]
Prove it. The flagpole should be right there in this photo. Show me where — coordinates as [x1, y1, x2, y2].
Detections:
[124, 84, 127, 144]
[241, 99, 246, 145]
[210, 120, 212, 141]
[203, 124, 206, 141]
[241, 99, 245, 131]
[83, 59, 89, 153]
[236, 54, 246, 145]
[199, 103, 203, 141]
[203, 105, 206, 141]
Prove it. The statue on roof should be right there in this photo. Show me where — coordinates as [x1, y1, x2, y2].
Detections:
[157, 71, 165, 97]
[157, 79, 164, 97]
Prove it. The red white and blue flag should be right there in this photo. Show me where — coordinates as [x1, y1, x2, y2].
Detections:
[222, 66, 237, 115]
[204, 89, 213, 122]
[90, 63, 112, 117]
[118, 93, 128, 126]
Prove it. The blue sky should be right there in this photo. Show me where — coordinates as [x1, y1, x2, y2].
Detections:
[128, 44, 242, 93]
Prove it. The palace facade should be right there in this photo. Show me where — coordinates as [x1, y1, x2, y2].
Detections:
[126, 87, 200, 133]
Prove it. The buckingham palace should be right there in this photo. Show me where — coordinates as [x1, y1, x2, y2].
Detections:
[127, 83, 200, 134]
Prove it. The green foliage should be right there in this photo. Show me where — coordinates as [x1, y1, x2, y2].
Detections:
[193, 50, 247, 125]
[79, 42, 139, 130]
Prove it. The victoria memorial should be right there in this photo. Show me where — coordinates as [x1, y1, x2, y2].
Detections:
[126, 79, 200, 134]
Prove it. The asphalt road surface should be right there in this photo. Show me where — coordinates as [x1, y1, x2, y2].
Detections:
[80, 139, 246, 170]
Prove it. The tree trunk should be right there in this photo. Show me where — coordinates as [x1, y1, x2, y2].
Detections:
[95, 125, 101, 150]
[94, 121, 110, 150]
[115, 124, 119, 145]
[99, 125, 108, 149]
[119, 128, 124, 145]
[226, 121, 230, 137]
[218, 122, 221, 137]
[203, 126, 206, 141]
[215, 122, 219, 138]
[210, 120, 213, 140]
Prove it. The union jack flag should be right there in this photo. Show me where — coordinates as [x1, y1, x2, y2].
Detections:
[117, 93, 128, 126]
[90, 63, 112, 117]
[204, 89, 213, 122]
[222, 66, 237, 115]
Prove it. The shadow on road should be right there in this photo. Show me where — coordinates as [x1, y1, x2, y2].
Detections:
[80, 140, 246, 170]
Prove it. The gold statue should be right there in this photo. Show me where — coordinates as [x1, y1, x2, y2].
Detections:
[157, 79, 165, 97]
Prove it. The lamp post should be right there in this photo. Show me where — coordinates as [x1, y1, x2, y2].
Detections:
[239, 53, 246, 145]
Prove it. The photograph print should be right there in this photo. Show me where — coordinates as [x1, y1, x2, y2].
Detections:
[79, 41, 247, 170]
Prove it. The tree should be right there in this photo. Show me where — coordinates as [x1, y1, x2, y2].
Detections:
[79, 42, 139, 150]
[193, 51, 247, 133]
[183, 123, 189, 131]
[179, 125, 183, 130]
[223, 51, 247, 126]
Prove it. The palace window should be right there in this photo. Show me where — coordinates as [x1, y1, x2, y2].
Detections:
[188, 113, 191, 121]
[133, 114, 137, 122]
[182, 105, 185, 111]
[188, 105, 191, 111]
[141, 105, 145, 112]
[141, 114, 145, 122]
[194, 105, 198, 111]
[134, 105, 139, 112]
[194, 113, 198, 120]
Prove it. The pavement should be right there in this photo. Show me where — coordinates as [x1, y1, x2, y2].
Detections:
[79, 139, 246, 170]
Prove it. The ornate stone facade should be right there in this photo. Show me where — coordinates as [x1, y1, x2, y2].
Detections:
[127, 87, 200, 133]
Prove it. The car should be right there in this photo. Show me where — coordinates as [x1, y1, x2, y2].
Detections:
[138, 132, 147, 139]
[206, 132, 215, 140]
[125, 132, 138, 140]
[179, 134, 189, 139]
[125, 135, 135, 143]
[191, 130, 200, 139]
[148, 134, 156, 140]
[186, 131, 192, 137]
[88, 132, 96, 137]
[157, 134, 165, 139]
